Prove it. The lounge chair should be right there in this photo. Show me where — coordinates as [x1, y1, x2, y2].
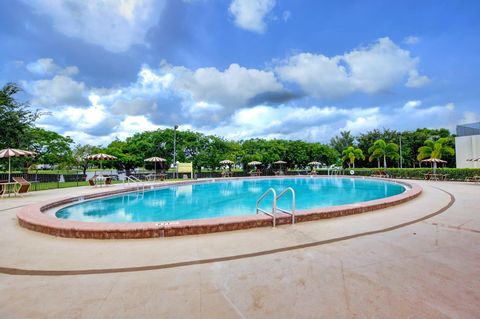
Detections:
[372, 170, 389, 178]
[88, 175, 98, 187]
[12, 177, 31, 197]
[465, 175, 480, 183]
[105, 177, 112, 185]
[0, 180, 7, 196]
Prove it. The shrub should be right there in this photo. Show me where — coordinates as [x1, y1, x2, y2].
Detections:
[348, 168, 480, 181]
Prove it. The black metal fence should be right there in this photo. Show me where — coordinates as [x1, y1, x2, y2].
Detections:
[0, 169, 347, 192]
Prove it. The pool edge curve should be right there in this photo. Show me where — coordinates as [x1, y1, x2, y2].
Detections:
[17, 177, 422, 239]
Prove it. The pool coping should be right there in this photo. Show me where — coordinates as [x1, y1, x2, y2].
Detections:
[16, 176, 422, 239]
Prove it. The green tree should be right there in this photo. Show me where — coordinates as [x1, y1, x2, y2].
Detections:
[356, 129, 400, 168]
[0, 83, 40, 149]
[368, 139, 399, 169]
[417, 138, 455, 161]
[330, 130, 355, 154]
[106, 139, 139, 172]
[342, 146, 365, 169]
[29, 128, 74, 167]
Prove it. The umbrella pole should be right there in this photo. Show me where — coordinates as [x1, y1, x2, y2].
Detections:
[8, 157, 11, 182]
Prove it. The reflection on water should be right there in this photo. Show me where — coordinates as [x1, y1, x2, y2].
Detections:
[56, 178, 406, 223]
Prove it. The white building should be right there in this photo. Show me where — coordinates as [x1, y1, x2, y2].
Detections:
[455, 122, 480, 168]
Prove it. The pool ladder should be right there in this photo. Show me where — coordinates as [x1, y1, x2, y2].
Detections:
[124, 175, 145, 192]
[256, 187, 296, 227]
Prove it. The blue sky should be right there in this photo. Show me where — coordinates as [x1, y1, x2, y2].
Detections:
[1, 0, 479, 145]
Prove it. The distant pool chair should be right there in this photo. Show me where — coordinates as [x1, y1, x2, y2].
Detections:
[12, 176, 31, 197]
[88, 175, 98, 187]
[0, 180, 6, 196]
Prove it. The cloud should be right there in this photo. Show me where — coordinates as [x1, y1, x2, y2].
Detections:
[194, 100, 456, 141]
[403, 36, 421, 45]
[200, 104, 382, 140]
[276, 37, 429, 99]
[26, 58, 79, 76]
[229, 0, 276, 33]
[460, 111, 480, 124]
[282, 10, 291, 22]
[406, 70, 430, 87]
[27, 75, 88, 107]
[164, 63, 283, 109]
[24, 0, 166, 52]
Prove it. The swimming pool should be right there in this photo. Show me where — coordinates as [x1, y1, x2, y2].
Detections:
[55, 177, 406, 223]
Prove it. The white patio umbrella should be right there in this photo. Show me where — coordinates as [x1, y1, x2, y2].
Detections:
[248, 161, 262, 172]
[308, 161, 321, 166]
[0, 148, 35, 182]
[421, 158, 447, 174]
[144, 157, 166, 173]
[220, 159, 234, 171]
[86, 153, 117, 170]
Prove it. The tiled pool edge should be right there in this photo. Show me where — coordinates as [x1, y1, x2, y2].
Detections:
[17, 177, 422, 239]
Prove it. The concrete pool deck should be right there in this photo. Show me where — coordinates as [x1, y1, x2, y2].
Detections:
[0, 179, 479, 318]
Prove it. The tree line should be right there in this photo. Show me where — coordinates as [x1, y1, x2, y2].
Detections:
[1, 82, 456, 174]
[331, 129, 455, 169]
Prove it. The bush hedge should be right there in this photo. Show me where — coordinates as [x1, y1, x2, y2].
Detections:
[342, 168, 480, 181]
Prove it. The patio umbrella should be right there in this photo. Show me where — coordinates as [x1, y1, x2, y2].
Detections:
[421, 158, 447, 174]
[273, 160, 287, 164]
[308, 161, 321, 166]
[220, 159, 234, 171]
[248, 161, 262, 171]
[0, 148, 35, 182]
[144, 157, 166, 173]
[86, 153, 117, 170]
[248, 161, 262, 166]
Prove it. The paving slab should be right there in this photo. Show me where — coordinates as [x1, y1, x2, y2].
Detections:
[0, 179, 479, 318]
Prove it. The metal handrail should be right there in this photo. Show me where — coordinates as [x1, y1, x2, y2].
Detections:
[124, 175, 145, 192]
[256, 188, 277, 227]
[126, 175, 141, 183]
[276, 187, 296, 224]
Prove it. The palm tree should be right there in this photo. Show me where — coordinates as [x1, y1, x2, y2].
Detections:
[342, 146, 365, 169]
[368, 139, 399, 169]
[417, 138, 455, 161]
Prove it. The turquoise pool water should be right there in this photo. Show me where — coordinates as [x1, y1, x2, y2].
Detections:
[55, 177, 405, 223]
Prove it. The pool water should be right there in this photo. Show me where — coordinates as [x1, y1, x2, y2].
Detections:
[55, 177, 406, 223]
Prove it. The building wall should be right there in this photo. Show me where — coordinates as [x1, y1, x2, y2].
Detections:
[455, 135, 480, 168]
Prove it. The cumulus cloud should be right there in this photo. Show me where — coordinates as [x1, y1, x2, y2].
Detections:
[194, 100, 456, 141]
[164, 63, 283, 109]
[26, 58, 79, 76]
[406, 70, 430, 87]
[276, 37, 429, 99]
[24, 0, 165, 52]
[28, 75, 88, 107]
[229, 0, 276, 33]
